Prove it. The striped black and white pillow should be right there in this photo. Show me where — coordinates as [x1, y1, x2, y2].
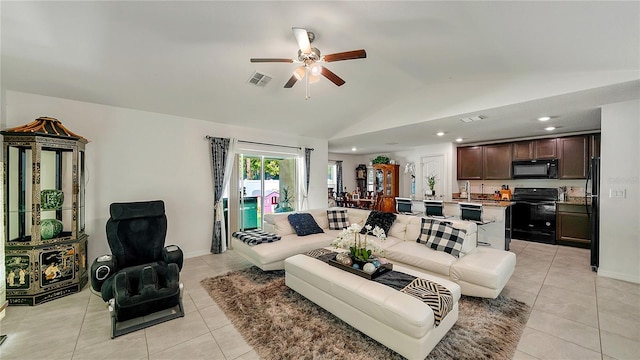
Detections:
[327, 209, 349, 230]
[425, 222, 466, 258]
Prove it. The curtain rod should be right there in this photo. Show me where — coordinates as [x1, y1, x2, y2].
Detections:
[205, 136, 314, 151]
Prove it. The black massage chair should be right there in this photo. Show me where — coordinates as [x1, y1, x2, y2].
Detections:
[90, 200, 184, 338]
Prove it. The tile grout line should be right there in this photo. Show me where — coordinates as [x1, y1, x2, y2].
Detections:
[594, 278, 604, 360]
[71, 291, 94, 359]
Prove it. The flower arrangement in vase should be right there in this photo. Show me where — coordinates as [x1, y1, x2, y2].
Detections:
[331, 222, 386, 263]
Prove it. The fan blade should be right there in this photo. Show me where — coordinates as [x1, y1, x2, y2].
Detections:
[320, 66, 346, 87]
[292, 27, 312, 54]
[284, 75, 298, 88]
[250, 58, 293, 63]
[323, 49, 367, 62]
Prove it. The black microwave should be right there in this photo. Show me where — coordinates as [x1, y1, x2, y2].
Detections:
[512, 159, 558, 179]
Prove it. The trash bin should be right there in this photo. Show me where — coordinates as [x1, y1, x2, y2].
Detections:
[223, 197, 259, 231]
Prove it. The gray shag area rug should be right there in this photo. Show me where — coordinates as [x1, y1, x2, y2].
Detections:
[200, 267, 530, 360]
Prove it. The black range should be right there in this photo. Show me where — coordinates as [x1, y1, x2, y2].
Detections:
[511, 187, 558, 244]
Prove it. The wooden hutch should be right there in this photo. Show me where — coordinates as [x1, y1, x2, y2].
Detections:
[373, 164, 399, 213]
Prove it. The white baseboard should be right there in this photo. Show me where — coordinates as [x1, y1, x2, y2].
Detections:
[597, 269, 640, 284]
[184, 250, 213, 259]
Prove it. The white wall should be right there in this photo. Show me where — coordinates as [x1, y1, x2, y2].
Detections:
[388, 142, 456, 200]
[4, 91, 328, 261]
[599, 99, 640, 283]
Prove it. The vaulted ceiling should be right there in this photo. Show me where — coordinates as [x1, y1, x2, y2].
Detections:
[2, 1, 639, 154]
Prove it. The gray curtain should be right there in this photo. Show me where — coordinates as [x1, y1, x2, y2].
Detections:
[304, 147, 312, 193]
[336, 160, 343, 197]
[209, 137, 230, 254]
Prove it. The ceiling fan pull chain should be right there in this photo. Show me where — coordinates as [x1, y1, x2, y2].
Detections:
[305, 67, 311, 100]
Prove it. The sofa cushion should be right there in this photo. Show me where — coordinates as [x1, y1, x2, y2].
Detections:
[388, 214, 410, 240]
[361, 210, 396, 235]
[425, 222, 466, 258]
[308, 209, 330, 229]
[287, 213, 324, 236]
[327, 209, 349, 230]
[384, 241, 457, 276]
[344, 208, 370, 227]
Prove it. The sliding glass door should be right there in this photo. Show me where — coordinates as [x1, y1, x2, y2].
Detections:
[233, 153, 297, 231]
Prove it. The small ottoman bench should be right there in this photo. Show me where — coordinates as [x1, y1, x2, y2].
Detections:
[285, 254, 461, 360]
[449, 247, 517, 299]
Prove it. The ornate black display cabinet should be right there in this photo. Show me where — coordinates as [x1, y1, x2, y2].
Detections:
[2, 117, 89, 305]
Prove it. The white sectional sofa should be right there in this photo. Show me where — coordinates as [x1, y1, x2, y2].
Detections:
[231, 207, 516, 298]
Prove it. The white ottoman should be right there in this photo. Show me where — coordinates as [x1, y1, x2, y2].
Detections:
[284, 254, 460, 360]
[450, 247, 516, 299]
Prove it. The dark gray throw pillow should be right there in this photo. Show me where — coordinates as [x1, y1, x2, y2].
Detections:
[287, 213, 324, 236]
[360, 210, 396, 235]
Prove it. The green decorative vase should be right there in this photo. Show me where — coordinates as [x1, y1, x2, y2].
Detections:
[41, 189, 64, 210]
[41, 219, 63, 240]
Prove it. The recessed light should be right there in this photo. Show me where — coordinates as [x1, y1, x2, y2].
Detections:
[544, 126, 556, 131]
[351, 147, 357, 151]
[455, 138, 463, 142]
[436, 132, 445, 136]
[537, 116, 551, 121]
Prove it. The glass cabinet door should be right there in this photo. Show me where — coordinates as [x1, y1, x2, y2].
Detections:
[375, 169, 383, 193]
[40, 148, 74, 240]
[386, 170, 392, 196]
[78, 149, 86, 234]
[7, 145, 33, 242]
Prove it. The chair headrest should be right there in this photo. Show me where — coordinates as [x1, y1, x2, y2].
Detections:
[110, 200, 165, 221]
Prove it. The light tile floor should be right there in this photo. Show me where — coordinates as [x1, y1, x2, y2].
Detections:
[0, 239, 638, 360]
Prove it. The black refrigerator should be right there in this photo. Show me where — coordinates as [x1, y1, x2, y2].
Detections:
[588, 157, 601, 271]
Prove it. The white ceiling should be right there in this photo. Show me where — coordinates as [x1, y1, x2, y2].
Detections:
[2, 1, 639, 154]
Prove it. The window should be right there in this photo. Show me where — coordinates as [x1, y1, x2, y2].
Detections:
[327, 163, 337, 196]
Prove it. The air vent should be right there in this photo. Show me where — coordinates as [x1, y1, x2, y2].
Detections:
[460, 115, 486, 123]
[247, 72, 272, 87]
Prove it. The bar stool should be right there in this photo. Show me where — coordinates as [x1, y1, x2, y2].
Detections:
[459, 202, 492, 246]
[395, 197, 419, 215]
[423, 200, 445, 217]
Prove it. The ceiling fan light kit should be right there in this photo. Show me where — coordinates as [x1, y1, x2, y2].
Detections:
[250, 27, 367, 99]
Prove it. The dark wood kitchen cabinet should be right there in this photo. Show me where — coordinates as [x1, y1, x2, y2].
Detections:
[557, 135, 589, 179]
[457, 146, 483, 180]
[535, 138, 557, 159]
[483, 143, 513, 179]
[512, 141, 534, 160]
[513, 138, 557, 160]
[557, 203, 591, 248]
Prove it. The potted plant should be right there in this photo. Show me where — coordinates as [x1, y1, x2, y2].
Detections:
[274, 186, 294, 212]
[425, 174, 438, 196]
[371, 155, 390, 165]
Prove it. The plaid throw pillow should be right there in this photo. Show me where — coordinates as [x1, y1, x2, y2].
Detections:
[416, 218, 452, 244]
[425, 222, 466, 257]
[327, 209, 349, 230]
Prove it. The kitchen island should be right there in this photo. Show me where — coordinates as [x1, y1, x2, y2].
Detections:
[411, 197, 513, 250]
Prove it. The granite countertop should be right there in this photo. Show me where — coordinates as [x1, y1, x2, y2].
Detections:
[448, 198, 515, 207]
[557, 196, 591, 205]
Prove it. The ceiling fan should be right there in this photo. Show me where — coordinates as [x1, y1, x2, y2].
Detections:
[250, 27, 367, 99]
